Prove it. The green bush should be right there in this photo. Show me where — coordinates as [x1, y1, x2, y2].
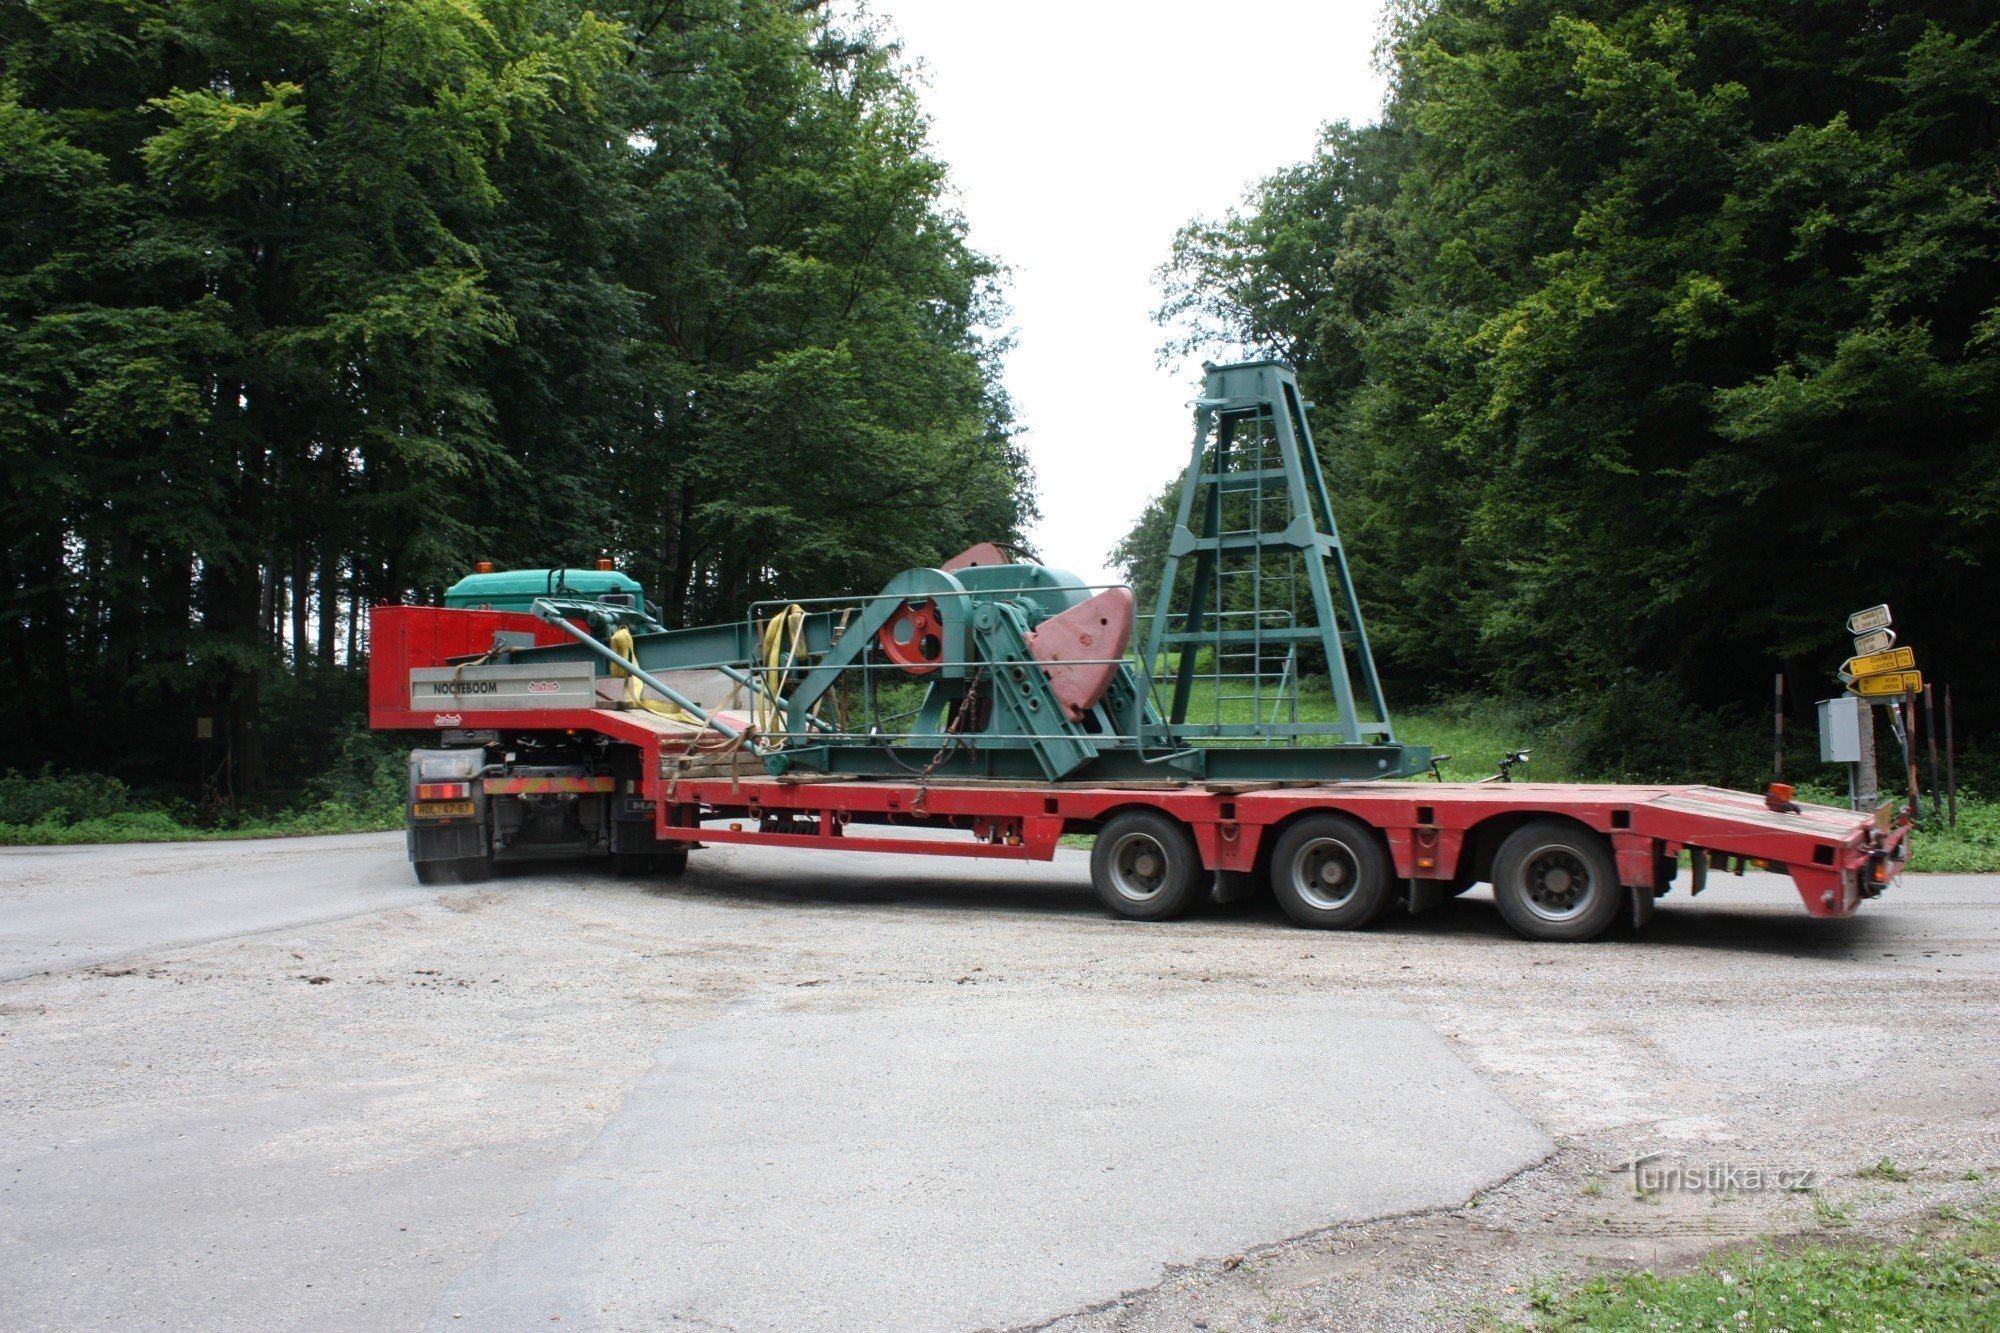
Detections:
[0, 766, 144, 827]
[0, 753, 404, 846]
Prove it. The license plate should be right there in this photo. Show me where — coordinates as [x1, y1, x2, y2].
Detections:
[414, 800, 476, 818]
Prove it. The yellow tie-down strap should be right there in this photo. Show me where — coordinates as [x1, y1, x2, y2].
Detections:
[608, 624, 698, 721]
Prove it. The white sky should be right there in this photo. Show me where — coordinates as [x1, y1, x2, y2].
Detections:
[873, 1, 1391, 585]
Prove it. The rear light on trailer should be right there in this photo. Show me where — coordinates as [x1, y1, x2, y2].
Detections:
[416, 782, 471, 801]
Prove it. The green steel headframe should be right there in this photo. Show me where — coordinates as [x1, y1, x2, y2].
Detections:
[1142, 359, 1398, 746]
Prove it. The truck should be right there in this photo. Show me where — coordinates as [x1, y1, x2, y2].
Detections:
[369, 361, 1907, 942]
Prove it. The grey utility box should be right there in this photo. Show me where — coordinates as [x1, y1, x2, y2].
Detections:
[1817, 696, 1865, 763]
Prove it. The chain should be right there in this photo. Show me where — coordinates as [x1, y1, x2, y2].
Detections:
[894, 667, 987, 810]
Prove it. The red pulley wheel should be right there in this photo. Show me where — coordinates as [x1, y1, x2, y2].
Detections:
[878, 599, 945, 674]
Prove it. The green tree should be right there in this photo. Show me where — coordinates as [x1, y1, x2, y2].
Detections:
[1151, 0, 2000, 776]
[0, 0, 1029, 799]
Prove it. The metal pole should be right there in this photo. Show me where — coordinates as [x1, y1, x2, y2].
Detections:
[1773, 672, 1785, 781]
[1945, 684, 1958, 830]
[1855, 700, 1878, 813]
[531, 599, 742, 739]
[1924, 684, 1941, 819]
[1902, 693, 1921, 821]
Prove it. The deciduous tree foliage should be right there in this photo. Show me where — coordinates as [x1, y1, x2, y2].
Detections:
[1152, 0, 2000, 776]
[0, 0, 1029, 794]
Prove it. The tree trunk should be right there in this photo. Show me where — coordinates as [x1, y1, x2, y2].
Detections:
[292, 545, 310, 674]
[318, 548, 339, 668]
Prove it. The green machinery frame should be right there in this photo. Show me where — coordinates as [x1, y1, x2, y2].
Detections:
[1143, 359, 1398, 749]
[506, 359, 1426, 784]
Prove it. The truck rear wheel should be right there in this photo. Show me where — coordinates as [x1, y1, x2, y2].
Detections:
[1269, 813, 1392, 930]
[1491, 820, 1622, 942]
[1090, 810, 1206, 921]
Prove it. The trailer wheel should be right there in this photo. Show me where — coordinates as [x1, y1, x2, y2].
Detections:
[1491, 820, 1622, 942]
[1269, 814, 1392, 930]
[1091, 811, 1206, 921]
[655, 845, 689, 879]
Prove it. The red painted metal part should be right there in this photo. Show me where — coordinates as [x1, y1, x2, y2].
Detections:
[483, 775, 617, 795]
[877, 599, 946, 674]
[368, 606, 574, 720]
[1027, 586, 1135, 721]
[941, 541, 1012, 572]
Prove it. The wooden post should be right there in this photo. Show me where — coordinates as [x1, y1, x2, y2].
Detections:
[1924, 684, 1942, 817]
[1903, 693, 1922, 821]
[1945, 684, 1957, 830]
[1773, 673, 1785, 781]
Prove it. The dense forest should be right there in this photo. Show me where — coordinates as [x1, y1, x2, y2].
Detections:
[0, 0, 1030, 796]
[1138, 0, 2000, 777]
[5, 0, 1997, 808]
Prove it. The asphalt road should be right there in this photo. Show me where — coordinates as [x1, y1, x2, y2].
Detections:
[0, 833, 435, 982]
[1, 835, 1994, 1331]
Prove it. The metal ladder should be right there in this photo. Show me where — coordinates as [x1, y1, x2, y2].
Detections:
[1142, 360, 1395, 747]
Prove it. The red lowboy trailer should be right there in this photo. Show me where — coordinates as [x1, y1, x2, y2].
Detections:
[370, 602, 1908, 943]
[370, 364, 1908, 941]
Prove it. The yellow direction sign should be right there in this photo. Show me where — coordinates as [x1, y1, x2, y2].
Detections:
[1841, 646, 1914, 679]
[1849, 669, 1923, 698]
[1846, 604, 1892, 635]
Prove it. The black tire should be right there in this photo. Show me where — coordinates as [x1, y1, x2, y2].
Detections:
[614, 852, 651, 878]
[1268, 813, 1393, 930]
[653, 845, 689, 879]
[1490, 820, 1623, 942]
[1090, 810, 1207, 921]
[414, 859, 450, 886]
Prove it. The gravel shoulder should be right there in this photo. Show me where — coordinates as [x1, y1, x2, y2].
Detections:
[1, 838, 1994, 1330]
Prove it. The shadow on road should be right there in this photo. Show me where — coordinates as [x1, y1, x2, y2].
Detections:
[497, 854, 1894, 956]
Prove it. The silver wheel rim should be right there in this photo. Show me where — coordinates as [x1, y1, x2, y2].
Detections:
[1291, 836, 1361, 911]
[1518, 844, 1597, 923]
[1106, 831, 1172, 903]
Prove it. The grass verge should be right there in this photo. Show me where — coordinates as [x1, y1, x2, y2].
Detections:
[1523, 1200, 2000, 1330]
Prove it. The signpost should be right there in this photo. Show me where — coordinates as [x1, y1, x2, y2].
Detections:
[1824, 604, 1918, 812]
[1846, 604, 1892, 636]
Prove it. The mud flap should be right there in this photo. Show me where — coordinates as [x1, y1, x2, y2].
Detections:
[1630, 884, 1655, 930]
[1214, 868, 1263, 906]
[1407, 878, 1452, 916]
